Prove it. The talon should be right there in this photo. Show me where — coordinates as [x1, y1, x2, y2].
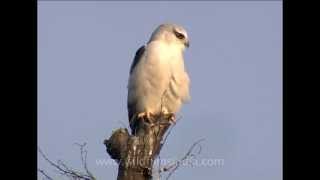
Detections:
[146, 112, 152, 120]
[137, 112, 147, 119]
[168, 113, 176, 124]
[136, 112, 154, 122]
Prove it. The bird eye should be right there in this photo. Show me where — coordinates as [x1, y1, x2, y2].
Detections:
[174, 31, 185, 39]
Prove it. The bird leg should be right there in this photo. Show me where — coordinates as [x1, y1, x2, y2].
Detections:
[162, 113, 176, 124]
[160, 108, 176, 124]
[137, 112, 154, 123]
[168, 113, 176, 124]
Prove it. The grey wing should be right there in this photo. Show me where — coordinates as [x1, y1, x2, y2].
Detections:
[129, 45, 145, 74]
[127, 45, 145, 123]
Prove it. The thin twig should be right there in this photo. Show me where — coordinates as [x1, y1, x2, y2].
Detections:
[74, 143, 96, 180]
[38, 145, 96, 180]
[160, 138, 205, 180]
[38, 168, 54, 180]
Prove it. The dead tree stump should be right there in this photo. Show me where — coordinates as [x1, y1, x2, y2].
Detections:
[104, 114, 173, 180]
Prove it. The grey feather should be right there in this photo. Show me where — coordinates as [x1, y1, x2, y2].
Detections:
[129, 45, 145, 74]
[127, 45, 145, 127]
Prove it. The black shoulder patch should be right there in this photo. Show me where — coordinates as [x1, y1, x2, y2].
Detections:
[129, 45, 145, 74]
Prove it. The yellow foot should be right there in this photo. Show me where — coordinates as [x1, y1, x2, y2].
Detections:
[137, 112, 153, 121]
[165, 113, 176, 124]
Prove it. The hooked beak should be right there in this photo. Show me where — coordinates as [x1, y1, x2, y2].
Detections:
[185, 40, 190, 48]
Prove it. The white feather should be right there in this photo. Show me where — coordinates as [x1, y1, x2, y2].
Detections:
[128, 24, 190, 117]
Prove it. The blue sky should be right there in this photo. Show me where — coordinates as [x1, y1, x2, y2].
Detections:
[38, 1, 282, 180]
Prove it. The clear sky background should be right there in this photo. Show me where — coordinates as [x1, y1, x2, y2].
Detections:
[38, 1, 282, 180]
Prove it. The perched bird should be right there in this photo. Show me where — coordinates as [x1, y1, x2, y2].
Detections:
[127, 23, 191, 131]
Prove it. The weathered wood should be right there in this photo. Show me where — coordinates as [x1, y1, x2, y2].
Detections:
[104, 114, 172, 180]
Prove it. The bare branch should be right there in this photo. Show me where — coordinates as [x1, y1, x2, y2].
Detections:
[38, 145, 96, 180]
[157, 138, 205, 180]
[38, 168, 54, 180]
[74, 143, 96, 180]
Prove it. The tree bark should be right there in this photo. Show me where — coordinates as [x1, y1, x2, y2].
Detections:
[104, 114, 172, 180]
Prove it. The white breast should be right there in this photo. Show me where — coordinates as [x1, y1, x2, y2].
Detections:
[128, 41, 190, 115]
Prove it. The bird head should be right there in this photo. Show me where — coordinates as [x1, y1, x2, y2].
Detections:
[149, 23, 190, 50]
